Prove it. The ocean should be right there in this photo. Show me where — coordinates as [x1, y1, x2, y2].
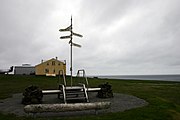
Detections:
[96, 74, 180, 82]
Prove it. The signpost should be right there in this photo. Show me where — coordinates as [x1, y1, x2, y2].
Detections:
[59, 16, 83, 86]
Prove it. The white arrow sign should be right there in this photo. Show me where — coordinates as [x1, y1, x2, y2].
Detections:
[59, 25, 72, 32]
[60, 35, 71, 39]
[72, 32, 83, 37]
[72, 42, 81, 48]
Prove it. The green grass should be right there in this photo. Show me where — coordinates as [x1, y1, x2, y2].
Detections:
[0, 75, 180, 120]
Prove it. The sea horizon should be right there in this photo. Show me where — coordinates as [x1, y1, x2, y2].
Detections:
[90, 74, 180, 82]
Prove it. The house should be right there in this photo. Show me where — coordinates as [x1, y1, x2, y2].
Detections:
[14, 64, 35, 75]
[35, 57, 66, 76]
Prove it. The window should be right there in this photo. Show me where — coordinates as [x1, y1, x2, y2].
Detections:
[52, 61, 55, 66]
[58, 62, 61, 66]
[47, 63, 49, 65]
[45, 69, 49, 73]
[53, 69, 55, 73]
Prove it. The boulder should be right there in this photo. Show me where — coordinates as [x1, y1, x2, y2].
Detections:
[97, 82, 113, 98]
[22, 85, 43, 105]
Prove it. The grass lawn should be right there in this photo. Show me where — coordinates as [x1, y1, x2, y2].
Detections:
[0, 75, 180, 120]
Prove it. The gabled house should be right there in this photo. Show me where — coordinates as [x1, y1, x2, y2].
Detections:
[35, 57, 66, 76]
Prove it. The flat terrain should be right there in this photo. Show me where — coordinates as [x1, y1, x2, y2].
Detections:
[0, 93, 147, 117]
[0, 75, 180, 120]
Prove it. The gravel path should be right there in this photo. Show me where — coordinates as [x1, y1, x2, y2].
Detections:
[0, 93, 148, 117]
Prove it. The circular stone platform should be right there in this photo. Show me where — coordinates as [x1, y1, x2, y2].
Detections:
[0, 93, 148, 117]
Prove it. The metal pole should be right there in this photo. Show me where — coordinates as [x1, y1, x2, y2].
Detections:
[70, 16, 73, 86]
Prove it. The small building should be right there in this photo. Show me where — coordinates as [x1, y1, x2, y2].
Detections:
[14, 64, 35, 75]
[35, 57, 66, 76]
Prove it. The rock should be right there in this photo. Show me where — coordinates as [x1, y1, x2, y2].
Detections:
[97, 82, 113, 98]
[22, 85, 43, 105]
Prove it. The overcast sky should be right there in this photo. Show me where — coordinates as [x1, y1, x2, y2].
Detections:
[0, 0, 180, 75]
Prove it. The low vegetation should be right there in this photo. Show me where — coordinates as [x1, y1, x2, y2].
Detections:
[0, 75, 180, 120]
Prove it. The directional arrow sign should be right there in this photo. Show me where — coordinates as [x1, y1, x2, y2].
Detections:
[60, 35, 71, 39]
[72, 42, 82, 48]
[59, 25, 72, 32]
[72, 32, 83, 37]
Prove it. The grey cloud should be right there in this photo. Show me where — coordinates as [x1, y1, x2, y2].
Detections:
[0, 0, 56, 67]
[0, 0, 180, 75]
